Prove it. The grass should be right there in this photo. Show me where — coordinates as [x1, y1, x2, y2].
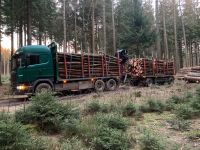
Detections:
[1, 81, 200, 149]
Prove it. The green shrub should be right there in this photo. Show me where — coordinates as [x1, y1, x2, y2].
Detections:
[0, 112, 12, 122]
[93, 127, 129, 150]
[189, 95, 200, 116]
[167, 118, 190, 131]
[0, 120, 47, 150]
[107, 115, 129, 131]
[166, 95, 183, 110]
[140, 130, 165, 150]
[147, 99, 166, 113]
[100, 104, 110, 113]
[62, 118, 80, 137]
[95, 113, 129, 131]
[195, 86, 200, 98]
[86, 100, 115, 114]
[16, 92, 79, 133]
[174, 104, 195, 119]
[187, 130, 200, 140]
[76, 119, 101, 143]
[139, 104, 150, 113]
[123, 103, 137, 116]
[87, 100, 101, 113]
[60, 137, 89, 150]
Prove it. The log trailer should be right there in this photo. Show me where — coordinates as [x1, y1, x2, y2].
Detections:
[11, 43, 122, 95]
[126, 58, 175, 86]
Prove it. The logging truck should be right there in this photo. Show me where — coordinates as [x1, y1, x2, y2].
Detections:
[11, 42, 122, 95]
[11, 42, 175, 95]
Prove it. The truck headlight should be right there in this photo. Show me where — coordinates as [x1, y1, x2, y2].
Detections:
[17, 85, 28, 91]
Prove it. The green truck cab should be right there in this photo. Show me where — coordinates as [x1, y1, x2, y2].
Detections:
[11, 43, 57, 94]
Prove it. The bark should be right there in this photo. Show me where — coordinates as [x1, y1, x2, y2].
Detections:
[179, 0, 187, 67]
[38, 22, 42, 45]
[91, 0, 95, 53]
[103, 0, 106, 54]
[155, 0, 161, 59]
[112, 0, 116, 54]
[27, 0, 32, 45]
[0, 6, 1, 85]
[178, 40, 183, 68]
[19, 19, 23, 47]
[173, 0, 180, 71]
[63, 0, 67, 52]
[11, 0, 14, 58]
[74, 10, 77, 53]
[162, 2, 168, 59]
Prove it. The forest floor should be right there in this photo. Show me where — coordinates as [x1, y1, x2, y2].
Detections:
[0, 80, 200, 149]
[69, 80, 200, 150]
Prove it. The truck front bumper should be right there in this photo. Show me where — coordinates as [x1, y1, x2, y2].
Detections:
[13, 84, 34, 95]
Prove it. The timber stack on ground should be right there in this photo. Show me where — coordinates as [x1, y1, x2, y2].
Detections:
[127, 58, 175, 77]
[57, 53, 121, 79]
[175, 67, 191, 80]
[185, 66, 200, 83]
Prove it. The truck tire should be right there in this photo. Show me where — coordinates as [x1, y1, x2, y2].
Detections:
[106, 79, 117, 91]
[167, 77, 174, 85]
[146, 78, 153, 87]
[94, 80, 105, 92]
[35, 83, 52, 93]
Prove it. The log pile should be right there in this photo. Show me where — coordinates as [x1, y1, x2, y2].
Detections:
[175, 67, 191, 80]
[127, 58, 174, 77]
[185, 66, 200, 83]
[57, 53, 120, 79]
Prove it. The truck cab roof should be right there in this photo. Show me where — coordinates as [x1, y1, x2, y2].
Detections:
[14, 45, 51, 55]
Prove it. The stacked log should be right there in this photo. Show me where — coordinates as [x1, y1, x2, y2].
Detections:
[185, 66, 200, 83]
[127, 58, 175, 77]
[57, 53, 120, 79]
[128, 58, 153, 76]
[175, 67, 191, 80]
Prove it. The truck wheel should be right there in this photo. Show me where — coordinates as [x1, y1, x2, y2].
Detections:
[94, 80, 105, 92]
[167, 77, 174, 85]
[130, 79, 139, 86]
[35, 83, 52, 93]
[146, 78, 153, 87]
[106, 79, 117, 91]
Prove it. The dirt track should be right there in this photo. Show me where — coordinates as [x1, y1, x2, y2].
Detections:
[0, 80, 199, 113]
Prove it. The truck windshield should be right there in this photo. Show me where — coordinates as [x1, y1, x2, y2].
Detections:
[11, 54, 24, 70]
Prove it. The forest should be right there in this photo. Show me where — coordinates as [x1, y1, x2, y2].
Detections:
[0, 1, 200, 149]
[0, 0, 200, 83]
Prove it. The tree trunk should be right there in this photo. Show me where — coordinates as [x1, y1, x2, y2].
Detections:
[112, 0, 116, 55]
[4, 58, 6, 75]
[0, 0, 2, 85]
[91, 0, 95, 53]
[27, 0, 32, 45]
[155, 0, 161, 59]
[103, 0, 106, 54]
[173, 0, 180, 71]
[38, 23, 42, 45]
[11, 0, 14, 58]
[19, 19, 23, 47]
[162, 2, 168, 60]
[63, 0, 67, 52]
[179, 0, 187, 67]
[74, 9, 77, 53]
